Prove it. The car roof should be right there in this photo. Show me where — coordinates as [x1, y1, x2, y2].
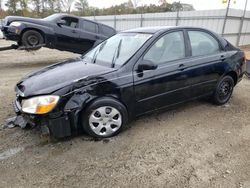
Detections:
[122, 26, 208, 34]
[52, 13, 115, 31]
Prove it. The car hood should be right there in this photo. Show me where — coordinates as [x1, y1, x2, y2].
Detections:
[4, 16, 47, 26]
[16, 58, 115, 97]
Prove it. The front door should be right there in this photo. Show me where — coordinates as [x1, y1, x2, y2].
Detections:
[133, 30, 192, 115]
[54, 16, 81, 52]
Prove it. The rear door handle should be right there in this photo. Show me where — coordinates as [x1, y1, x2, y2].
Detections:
[72, 30, 77, 33]
[178, 64, 186, 71]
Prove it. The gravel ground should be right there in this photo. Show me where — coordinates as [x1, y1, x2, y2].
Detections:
[0, 39, 250, 188]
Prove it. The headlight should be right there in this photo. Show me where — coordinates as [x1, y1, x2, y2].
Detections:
[10, 21, 22, 27]
[22, 95, 60, 114]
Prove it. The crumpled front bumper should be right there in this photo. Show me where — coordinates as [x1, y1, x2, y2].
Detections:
[1, 26, 21, 41]
[13, 98, 73, 138]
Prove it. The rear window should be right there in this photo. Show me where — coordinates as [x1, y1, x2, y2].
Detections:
[101, 25, 115, 37]
[82, 20, 98, 33]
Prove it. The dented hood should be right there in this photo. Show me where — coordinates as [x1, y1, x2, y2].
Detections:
[4, 16, 50, 27]
[16, 58, 115, 97]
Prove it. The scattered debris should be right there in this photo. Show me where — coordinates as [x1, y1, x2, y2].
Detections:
[0, 147, 24, 161]
[223, 104, 230, 108]
[215, 152, 223, 158]
[103, 138, 110, 144]
[2, 116, 28, 129]
[225, 170, 231, 174]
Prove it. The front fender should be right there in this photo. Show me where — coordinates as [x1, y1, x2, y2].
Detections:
[20, 22, 56, 47]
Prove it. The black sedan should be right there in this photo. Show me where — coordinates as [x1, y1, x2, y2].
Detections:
[14, 26, 246, 138]
[1, 13, 116, 54]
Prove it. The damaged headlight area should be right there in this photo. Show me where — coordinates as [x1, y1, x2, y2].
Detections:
[9, 21, 22, 27]
[22, 95, 60, 114]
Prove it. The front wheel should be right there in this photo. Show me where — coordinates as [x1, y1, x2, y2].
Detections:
[212, 75, 234, 105]
[21, 30, 44, 50]
[81, 98, 128, 138]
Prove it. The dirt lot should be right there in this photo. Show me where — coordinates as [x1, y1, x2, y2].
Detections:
[0, 39, 250, 188]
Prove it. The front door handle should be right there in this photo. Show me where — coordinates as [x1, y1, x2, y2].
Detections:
[178, 64, 186, 71]
[72, 30, 77, 33]
[220, 55, 226, 61]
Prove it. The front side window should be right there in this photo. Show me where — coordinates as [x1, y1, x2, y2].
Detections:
[144, 31, 185, 64]
[82, 33, 152, 68]
[188, 31, 220, 56]
[61, 17, 79, 28]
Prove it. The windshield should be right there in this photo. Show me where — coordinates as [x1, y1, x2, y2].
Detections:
[82, 33, 152, 68]
[42, 14, 60, 21]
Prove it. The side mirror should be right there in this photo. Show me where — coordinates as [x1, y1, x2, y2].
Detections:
[138, 60, 158, 72]
[57, 19, 66, 27]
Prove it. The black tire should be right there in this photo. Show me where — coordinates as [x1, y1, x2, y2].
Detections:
[21, 30, 44, 50]
[212, 75, 234, 105]
[81, 97, 128, 138]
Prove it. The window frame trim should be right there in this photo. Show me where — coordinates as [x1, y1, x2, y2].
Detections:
[185, 29, 224, 58]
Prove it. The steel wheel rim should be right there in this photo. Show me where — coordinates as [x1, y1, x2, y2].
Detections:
[218, 80, 232, 100]
[89, 106, 122, 136]
[27, 35, 39, 46]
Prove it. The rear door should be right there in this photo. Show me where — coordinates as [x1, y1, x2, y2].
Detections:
[79, 20, 105, 52]
[54, 16, 82, 52]
[183, 29, 228, 97]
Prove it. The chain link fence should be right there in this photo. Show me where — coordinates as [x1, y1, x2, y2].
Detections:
[85, 8, 250, 46]
[1, 8, 250, 46]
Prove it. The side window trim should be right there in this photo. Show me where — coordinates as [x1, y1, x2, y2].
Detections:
[186, 29, 223, 58]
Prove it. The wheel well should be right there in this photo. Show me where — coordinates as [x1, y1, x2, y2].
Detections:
[77, 96, 128, 128]
[20, 28, 45, 43]
[225, 71, 238, 85]
[84, 96, 128, 114]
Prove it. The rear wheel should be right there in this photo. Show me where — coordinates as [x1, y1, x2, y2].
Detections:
[81, 98, 128, 138]
[21, 30, 44, 50]
[212, 75, 234, 105]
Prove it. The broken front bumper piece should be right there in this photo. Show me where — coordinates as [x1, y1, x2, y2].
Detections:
[12, 98, 72, 138]
[4, 116, 28, 129]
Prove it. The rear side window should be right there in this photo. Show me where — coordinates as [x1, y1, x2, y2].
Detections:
[101, 26, 115, 37]
[82, 20, 98, 33]
[188, 31, 220, 56]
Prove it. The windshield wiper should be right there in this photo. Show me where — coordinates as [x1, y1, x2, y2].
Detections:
[111, 39, 122, 68]
[92, 41, 107, 64]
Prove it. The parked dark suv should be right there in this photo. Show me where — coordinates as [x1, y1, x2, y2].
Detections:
[1, 13, 116, 53]
[13, 26, 246, 138]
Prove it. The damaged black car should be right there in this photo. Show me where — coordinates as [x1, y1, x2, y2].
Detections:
[13, 26, 246, 138]
[1, 13, 116, 53]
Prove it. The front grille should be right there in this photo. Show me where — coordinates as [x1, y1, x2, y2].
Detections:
[16, 85, 25, 97]
[13, 99, 21, 114]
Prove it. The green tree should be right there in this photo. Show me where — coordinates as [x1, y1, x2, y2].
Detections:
[19, 0, 29, 16]
[75, 0, 88, 16]
[5, 0, 18, 14]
